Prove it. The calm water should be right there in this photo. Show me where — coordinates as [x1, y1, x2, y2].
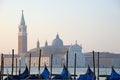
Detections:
[3, 67, 120, 80]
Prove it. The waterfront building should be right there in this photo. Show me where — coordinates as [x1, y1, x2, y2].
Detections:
[68, 41, 85, 67]
[0, 11, 120, 68]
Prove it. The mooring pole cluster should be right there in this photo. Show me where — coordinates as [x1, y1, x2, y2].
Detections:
[92, 51, 100, 80]
[0, 49, 100, 80]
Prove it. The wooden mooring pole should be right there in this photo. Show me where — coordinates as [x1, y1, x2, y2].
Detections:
[1, 54, 4, 80]
[18, 59, 21, 80]
[19, 59, 21, 76]
[74, 53, 76, 79]
[16, 58, 17, 75]
[66, 50, 68, 69]
[66, 50, 68, 80]
[11, 49, 14, 76]
[97, 52, 99, 80]
[29, 53, 31, 75]
[92, 51, 96, 80]
[0, 71, 1, 80]
[38, 49, 41, 74]
[50, 54, 53, 79]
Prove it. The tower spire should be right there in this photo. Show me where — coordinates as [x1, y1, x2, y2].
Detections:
[37, 39, 40, 49]
[45, 40, 48, 46]
[18, 10, 27, 56]
[20, 10, 25, 25]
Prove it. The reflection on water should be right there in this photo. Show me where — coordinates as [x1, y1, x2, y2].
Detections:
[3, 67, 120, 80]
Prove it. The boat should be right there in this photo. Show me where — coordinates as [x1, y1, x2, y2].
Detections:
[106, 67, 120, 80]
[4, 65, 29, 80]
[77, 65, 94, 80]
[26, 64, 50, 80]
[52, 65, 72, 80]
[40, 64, 50, 79]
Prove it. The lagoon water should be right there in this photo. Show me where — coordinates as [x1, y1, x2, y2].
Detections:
[4, 67, 120, 80]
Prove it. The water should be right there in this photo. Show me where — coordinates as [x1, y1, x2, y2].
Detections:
[3, 67, 120, 80]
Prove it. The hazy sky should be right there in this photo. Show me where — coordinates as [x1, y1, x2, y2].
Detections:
[0, 0, 120, 54]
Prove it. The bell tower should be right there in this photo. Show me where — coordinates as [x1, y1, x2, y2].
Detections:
[18, 10, 27, 56]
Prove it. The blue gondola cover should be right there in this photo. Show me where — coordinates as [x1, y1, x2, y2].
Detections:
[52, 65, 72, 80]
[77, 66, 94, 80]
[12, 66, 29, 80]
[109, 67, 120, 80]
[40, 65, 50, 79]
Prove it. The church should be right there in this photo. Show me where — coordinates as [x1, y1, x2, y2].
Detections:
[1, 11, 120, 68]
[4, 11, 85, 67]
[17, 10, 85, 67]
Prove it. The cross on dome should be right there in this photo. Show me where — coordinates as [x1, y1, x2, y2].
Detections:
[75, 40, 78, 44]
[45, 40, 48, 46]
[56, 34, 59, 39]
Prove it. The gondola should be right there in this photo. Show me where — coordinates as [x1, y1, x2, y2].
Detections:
[52, 65, 72, 80]
[40, 65, 50, 79]
[77, 65, 94, 80]
[106, 67, 120, 80]
[26, 64, 50, 80]
[4, 65, 29, 80]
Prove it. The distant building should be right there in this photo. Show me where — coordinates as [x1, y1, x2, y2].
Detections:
[1, 11, 120, 68]
[84, 52, 120, 68]
[28, 34, 85, 67]
[68, 41, 85, 67]
[28, 34, 69, 67]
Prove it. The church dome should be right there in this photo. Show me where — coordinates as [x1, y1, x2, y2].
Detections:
[52, 34, 63, 46]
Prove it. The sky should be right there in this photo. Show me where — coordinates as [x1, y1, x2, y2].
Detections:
[0, 0, 120, 54]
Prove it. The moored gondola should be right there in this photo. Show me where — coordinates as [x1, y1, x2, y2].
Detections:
[52, 65, 72, 80]
[106, 67, 120, 80]
[26, 64, 50, 80]
[77, 65, 94, 80]
[4, 65, 29, 80]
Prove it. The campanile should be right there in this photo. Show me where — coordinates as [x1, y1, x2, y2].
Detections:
[18, 10, 27, 55]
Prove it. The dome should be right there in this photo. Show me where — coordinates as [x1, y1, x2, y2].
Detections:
[52, 34, 63, 46]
